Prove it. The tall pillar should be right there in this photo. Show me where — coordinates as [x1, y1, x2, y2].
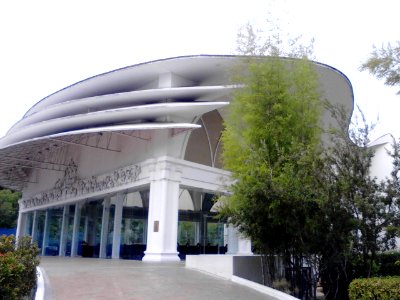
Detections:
[59, 205, 69, 256]
[16, 211, 27, 240]
[227, 224, 239, 254]
[143, 160, 181, 262]
[41, 210, 50, 256]
[71, 203, 82, 257]
[99, 198, 111, 258]
[112, 194, 124, 259]
[30, 211, 39, 245]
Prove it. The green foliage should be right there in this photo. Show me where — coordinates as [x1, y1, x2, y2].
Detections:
[360, 41, 400, 94]
[221, 57, 400, 298]
[236, 22, 315, 58]
[0, 235, 40, 300]
[224, 22, 400, 299]
[0, 189, 21, 228]
[348, 277, 400, 300]
[221, 55, 323, 259]
[384, 136, 400, 247]
[376, 252, 400, 276]
[315, 105, 400, 299]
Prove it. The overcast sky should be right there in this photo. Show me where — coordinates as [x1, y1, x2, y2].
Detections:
[0, 0, 399, 139]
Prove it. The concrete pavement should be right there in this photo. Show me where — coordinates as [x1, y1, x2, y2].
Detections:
[39, 257, 277, 300]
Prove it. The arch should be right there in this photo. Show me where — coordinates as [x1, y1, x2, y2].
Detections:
[184, 109, 224, 168]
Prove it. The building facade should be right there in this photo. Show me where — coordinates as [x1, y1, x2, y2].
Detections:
[0, 55, 353, 261]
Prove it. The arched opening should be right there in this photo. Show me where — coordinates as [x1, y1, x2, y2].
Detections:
[184, 109, 224, 168]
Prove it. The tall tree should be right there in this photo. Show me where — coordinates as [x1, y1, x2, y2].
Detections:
[382, 136, 400, 248]
[222, 22, 399, 299]
[220, 22, 326, 297]
[221, 36, 324, 289]
[315, 105, 399, 299]
[360, 42, 400, 94]
[0, 189, 21, 228]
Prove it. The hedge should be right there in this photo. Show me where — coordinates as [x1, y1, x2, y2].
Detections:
[0, 235, 40, 300]
[377, 251, 400, 276]
[348, 277, 400, 300]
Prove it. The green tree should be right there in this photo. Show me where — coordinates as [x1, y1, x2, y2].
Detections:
[220, 22, 325, 297]
[222, 22, 400, 299]
[0, 189, 21, 228]
[310, 105, 399, 299]
[221, 46, 324, 292]
[382, 136, 400, 248]
[317, 107, 376, 298]
[360, 42, 400, 94]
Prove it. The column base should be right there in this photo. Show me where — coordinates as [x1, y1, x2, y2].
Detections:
[142, 252, 180, 262]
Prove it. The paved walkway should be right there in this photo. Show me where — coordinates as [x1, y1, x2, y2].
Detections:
[39, 257, 276, 300]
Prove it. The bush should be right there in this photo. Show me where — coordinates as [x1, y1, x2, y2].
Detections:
[0, 235, 40, 300]
[377, 251, 400, 276]
[348, 277, 400, 300]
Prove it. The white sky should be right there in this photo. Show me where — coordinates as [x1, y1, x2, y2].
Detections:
[0, 0, 399, 139]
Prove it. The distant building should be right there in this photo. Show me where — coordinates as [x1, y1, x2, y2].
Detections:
[0, 55, 353, 261]
[369, 133, 396, 182]
[369, 133, 400, 249]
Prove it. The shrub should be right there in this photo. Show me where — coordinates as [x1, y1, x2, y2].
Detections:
[348, 277, 400, 300]
[377, 251, 400, 276]
[0, 235, 40, 300]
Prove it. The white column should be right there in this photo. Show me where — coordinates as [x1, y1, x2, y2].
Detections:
[30, 211, 38, 244]
[112, 194, 124, 259]
[226, 224, 239, 254]
[143, 160, 181, 262]
[16, 211, 27, 240]
[59, 205, 69, 256]
[41, 210, 50, 256]
[71, 203, 82, 257]
[99, 198, 111, 258]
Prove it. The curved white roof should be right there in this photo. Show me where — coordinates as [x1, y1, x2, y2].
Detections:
[0, 55, 354, 190]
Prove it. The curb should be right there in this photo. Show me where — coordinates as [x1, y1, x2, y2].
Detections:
[35, 267, 51, 300]
[232, 275, 299, 300]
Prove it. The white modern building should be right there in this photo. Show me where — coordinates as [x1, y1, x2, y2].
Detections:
[369, 133, 397, 182]
[0, 55, 353, 262]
